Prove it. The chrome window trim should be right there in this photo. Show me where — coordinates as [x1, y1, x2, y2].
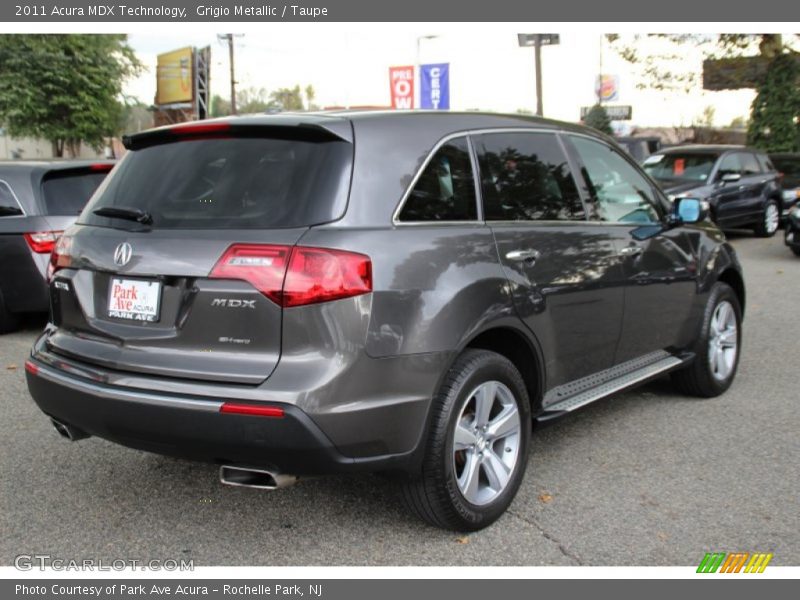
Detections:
[391, 126, 562, 226]
[0, 178, 27, 217]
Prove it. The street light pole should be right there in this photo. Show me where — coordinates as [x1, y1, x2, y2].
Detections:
[534, 36, 543, 116]
[218, 33, 240, 115]
[415, 34, 439, 109]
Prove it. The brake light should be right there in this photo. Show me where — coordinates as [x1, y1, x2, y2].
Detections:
[24, 230, 62, 254]
[210, 244, 372, 307]
[89, 163, 113, 172]
[170, 122, 231, 136]
[24, 360, 39, 376]
[47, 234, 73, 280]
[220, 403, 285, 418]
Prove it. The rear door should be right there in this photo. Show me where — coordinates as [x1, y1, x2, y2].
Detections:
[711, 152, 748, 227]
[47, 125, 354, 384]
[737, 151, 770, 218]
[475, 131, 625, 389]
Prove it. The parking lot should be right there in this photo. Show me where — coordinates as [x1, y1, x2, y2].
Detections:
[1, 232, 797, 567]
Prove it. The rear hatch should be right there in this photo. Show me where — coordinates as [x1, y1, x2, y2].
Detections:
[46, 119, 354, 385]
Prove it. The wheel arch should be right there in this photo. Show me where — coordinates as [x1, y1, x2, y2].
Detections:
[717, 268, 746, 317]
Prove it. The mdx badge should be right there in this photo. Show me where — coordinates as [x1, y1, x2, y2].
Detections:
[211, 298, 256, 308]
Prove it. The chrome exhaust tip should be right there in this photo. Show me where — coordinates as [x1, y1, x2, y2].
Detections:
[50, 418, 90, 441]
[219, 465, 298, 490]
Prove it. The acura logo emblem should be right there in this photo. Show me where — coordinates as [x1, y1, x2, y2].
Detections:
[113, 242, 133, 267]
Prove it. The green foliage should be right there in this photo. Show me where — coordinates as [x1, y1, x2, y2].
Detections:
[747, 53, 800, 152]
[583, 104, 613, 135]
[0, 34, 141, 156]
[269, 85, 305, 111]
[210, 94, 231, 118]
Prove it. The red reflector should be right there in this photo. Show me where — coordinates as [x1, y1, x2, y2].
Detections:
[220, 403, 285, 418]
[24, 230, 62, 254]
[171, 122, 231, 136]
[24, 361, 39, 375]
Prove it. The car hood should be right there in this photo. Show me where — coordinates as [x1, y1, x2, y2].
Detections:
[655, 179, 706, 195]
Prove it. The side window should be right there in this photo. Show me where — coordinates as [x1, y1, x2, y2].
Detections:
[0, 181, 23, 216]
[568, 135, 660, 224]
[717, 153, 742, 179]
[756, 153, 775, 173]
[398, 137, 477, 222]
[739, 152, 762, 175]
[477, 132, 584, 221]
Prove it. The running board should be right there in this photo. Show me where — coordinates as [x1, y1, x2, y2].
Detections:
[538, 351, 689, 419]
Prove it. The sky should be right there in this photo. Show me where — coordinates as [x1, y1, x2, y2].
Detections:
[123, 25, 789, 130]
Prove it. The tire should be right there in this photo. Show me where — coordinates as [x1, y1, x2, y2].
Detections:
[0, 289, 21, 334]
[753, 199, 780, 237]
[672, 282, 742, 398]
[792, 246, 800, 257]
[400, 349, 531, 531]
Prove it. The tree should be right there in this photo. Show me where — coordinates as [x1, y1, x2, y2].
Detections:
[583, 104, 613, 135]
[747, 53, 800, 152]
[269, 85, 304, 111]
[305, 85, 319, 111]
[210, 94, 231, 118]
[0, 34, 141, 157]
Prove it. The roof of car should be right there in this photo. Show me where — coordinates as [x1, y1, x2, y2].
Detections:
[656, 144, 758, 155]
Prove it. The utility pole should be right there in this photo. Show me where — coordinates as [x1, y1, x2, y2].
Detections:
[218, 34, 239, 115]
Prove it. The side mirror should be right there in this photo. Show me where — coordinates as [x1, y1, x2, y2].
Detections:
[674, 197, 708, 224]
[719, 172, 741, 184]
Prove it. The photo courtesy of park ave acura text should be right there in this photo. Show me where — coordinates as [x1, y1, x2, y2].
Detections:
[0, 10, 798, 575]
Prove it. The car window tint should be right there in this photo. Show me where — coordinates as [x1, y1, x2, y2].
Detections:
[757, 154, 776, 172]
[717, 153, 742, 178]
[398, 137, 477, 222]
[476, 132, 584, 221]
[569, 135, 660, 224]
[0, 181, 22, 215]
[739, 153, 762, 175]
[42, 171, 108, 216]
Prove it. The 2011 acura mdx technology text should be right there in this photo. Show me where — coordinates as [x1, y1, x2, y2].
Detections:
[25, 112, 745, 530]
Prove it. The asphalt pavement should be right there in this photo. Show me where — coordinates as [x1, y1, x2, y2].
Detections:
[1, 231, 797, 566]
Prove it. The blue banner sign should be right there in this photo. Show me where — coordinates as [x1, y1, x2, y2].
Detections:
[420, 63, 450, 110]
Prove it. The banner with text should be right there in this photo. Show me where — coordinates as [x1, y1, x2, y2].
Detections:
[421, 63, 450, 110]
[389, 66, 414, 109]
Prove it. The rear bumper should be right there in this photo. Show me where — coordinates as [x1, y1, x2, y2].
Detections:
[26, 358, 421, 475]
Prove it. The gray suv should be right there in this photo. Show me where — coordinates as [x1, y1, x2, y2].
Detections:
[26, 112, 745, 530]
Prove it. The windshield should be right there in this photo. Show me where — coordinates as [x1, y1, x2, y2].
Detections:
[80, 135, 353, 230]
[643, 153, 718, 183]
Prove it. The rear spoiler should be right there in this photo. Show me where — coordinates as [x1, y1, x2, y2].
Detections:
[123, 119, 353, 151]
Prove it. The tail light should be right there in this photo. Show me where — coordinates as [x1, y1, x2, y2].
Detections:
[23, 230, 63, 254]
[220, 403, 284, 418]
[47, 234, 73, 280]
[210, 244, 372, 307]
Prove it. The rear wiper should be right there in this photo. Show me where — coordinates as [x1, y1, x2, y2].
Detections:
[93, 206, 153, 225]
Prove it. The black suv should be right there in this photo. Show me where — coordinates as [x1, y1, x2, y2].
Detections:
[26, 113, 745, 530]
[643, 145, 783, 237]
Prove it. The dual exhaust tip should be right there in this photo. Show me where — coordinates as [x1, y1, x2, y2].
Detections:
[50, 419, 296, 490]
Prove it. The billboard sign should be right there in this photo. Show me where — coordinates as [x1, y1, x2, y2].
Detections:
[595, 74, 620, 102]
[156, 46, 194, 105]
[580, 105, 633, 121]
[420, 63, 450, 110]
[389, 66, 415, 109]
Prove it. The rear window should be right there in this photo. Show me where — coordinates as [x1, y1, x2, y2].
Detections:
[80, 136, 352, 229]
[42, 170, 108, 216]
[643, 153, 718, 183]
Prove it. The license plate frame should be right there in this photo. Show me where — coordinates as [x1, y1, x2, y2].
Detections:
[107, 277, 162, 323]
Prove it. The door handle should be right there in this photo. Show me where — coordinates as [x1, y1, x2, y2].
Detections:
[506, 249, 540, 263]
[618, 246, 643, 257]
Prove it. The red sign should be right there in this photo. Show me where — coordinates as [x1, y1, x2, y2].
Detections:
[389, 66, 415, 109]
